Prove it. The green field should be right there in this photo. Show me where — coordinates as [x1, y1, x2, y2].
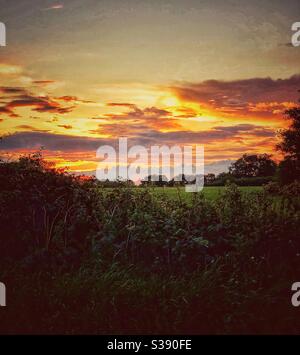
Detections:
[148, 186, 263, 202]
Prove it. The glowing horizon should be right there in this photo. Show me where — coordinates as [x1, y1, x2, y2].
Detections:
[1, 0, 300, 175]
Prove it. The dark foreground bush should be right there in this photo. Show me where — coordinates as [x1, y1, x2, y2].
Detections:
[0, 156, 300, 334]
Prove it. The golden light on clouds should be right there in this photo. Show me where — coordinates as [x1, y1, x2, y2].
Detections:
[0, 0, 299, 176]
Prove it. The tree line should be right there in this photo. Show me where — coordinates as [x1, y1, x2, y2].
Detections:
[140, 101, 300, 187]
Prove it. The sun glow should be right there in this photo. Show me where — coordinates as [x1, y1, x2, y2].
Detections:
[159, 95, 180, 108]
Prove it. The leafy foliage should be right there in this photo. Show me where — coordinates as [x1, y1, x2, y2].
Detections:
[0, 155, 300, 334]
[277, 104, 300, 184]
[229, 154, 277, 178]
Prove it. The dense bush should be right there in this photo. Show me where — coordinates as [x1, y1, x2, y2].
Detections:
[0, 153, 95, 265]
[264, 180, 300, 203]
[278, 157, 300, 185]
[0, 155, 300, 334]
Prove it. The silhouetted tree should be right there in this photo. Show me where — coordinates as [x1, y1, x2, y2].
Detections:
[141, 174, 168, 187]
[277, 102, 300, 184]
[229, 154, 277, 178]
[204, 173, 216, 185]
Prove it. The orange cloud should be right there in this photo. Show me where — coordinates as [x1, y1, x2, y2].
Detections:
[170, 75, 300, 121]
[0, 87, 76, 117]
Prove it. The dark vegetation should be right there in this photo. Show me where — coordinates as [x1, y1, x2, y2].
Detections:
[0, 104, 300, 334]
[0, 153, 300, 334]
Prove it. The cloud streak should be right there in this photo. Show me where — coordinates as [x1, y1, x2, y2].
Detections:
[0, 87, 75, 117]
[0, 123, 275, 152]
[100, 104, 182, 131]
[170, 74, 300, 120]
[44, 4, 64, 11]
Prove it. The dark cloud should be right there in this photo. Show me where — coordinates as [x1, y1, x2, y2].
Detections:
[172, 106, 199, 118]
[6, 96, 73, 114]
[15, 125, 50, 132]
[90, 123, 150, 136]
[102, 104, 180, 130]
[213, 124, 274, 136]
[56, 96, 94, 104]
[0, 124, 275, 153]
[33, 80, 56, 86]
[0, 132, 112, 151]
[57, 96, 78, 102]
[0, 88, 75, 117]
[132, 125, 274, 146]
[171, 74, 300, 118]
[0, 87, 27, 95]
[0, 106, 19, 118]
[92, 115, 275, 144]
[58, 124, 73, 129]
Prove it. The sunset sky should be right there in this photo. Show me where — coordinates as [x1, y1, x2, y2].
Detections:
[0, 0, 300, 175]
